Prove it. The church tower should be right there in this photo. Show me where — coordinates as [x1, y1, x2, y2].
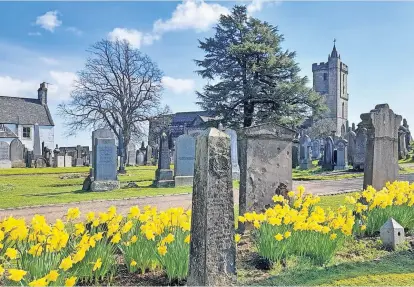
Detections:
[312, 41, 349, 136]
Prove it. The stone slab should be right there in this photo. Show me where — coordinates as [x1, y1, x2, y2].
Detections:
[90, 180, 120, 192]
[174, 176, 194, 187]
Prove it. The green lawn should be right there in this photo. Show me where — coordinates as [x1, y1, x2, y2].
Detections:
[0, 166, 192, 209]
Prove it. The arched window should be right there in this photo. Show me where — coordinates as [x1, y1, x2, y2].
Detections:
[342, 102, 345, 118]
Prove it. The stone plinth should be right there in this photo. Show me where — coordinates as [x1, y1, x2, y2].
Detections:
[90, 180, 120, 192]
[187, 128, 236, 286]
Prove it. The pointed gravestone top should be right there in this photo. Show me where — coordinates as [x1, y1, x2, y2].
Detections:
[380, 217, 404, 230]
[380, 217, 405, 250]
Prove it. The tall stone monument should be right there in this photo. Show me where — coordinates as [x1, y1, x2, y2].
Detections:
[323, 136, 334, 170]
[153, 133, 174, 187]
[187, 128, 236, 286]
[238, 123, 296, 221]
[174, 134, 196, 186]
[361, 104, 401, 190]
[33, 123, 42, 159]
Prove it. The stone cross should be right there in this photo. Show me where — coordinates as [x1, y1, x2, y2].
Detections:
[238, 123, 296, 224]
[361, 104, 401, 190]
[187, 128, 236, 286]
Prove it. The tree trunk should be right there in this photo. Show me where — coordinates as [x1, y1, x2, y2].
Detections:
[243, 101, 254, 127]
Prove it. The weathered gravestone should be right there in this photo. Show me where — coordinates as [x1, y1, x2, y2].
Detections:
[75, 145, 84, 166]
[136, 150, 145, 166]
[127, 143, 137, 166]
[345, 128, 356, 166]
[311, 139, 321, 159]
[238, 123, 296, 223]
[57, 156, 65, 167]
[353, 125, 368, 171]
[33, 123, 42, 159]
[352, 122, 356, 132]
[398, 126, 408, 160]
[403, 118, 411, 151]
[361, 104, 401, 190]
[174, 134, 196, 186]
[145, 145, 153, 165]
[10, 139, 25, 167]
[187, 128, 236, 286]
[90, 138, 120, 191]
[334, 138, 348, 170]
[91, 129, 116, 167]
[140, 141, 146, 154]
[292, 139, 299, 168]
[0, 141, 11, 168]
[64, 156, 72, 167]
[224, 128, 240, 180]
[153, 133, 174, 187]
[323, 136, 335, 170]
[299, 135, 312, 169]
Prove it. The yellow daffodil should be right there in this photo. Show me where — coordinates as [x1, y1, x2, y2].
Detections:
[274, 233, 284, 241]
[66, 208, 80, 220]
[130, 260, 137, 267]
[7, 269, 27, 282]
[0, 265, 4, 276]
[361, 225, 367, 231]
[130, 235, 138, 243]
[5, 248, 18, 259]
[157, 245, 167, 256]
[284, 231, 291, 238]
[65, 276, 77, 287]
[111, 232, 121, 244]
[59, 256, 73, 271]
[29, 277, 48, 287]
[46, 270, 59, 282]
[235, 234, 241, 243]
[184, 234, 190, 244]
[93, 258, 102, 271]
[330, 233, 337, 240]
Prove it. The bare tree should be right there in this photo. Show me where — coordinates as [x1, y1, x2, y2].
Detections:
[305, 118, 336, 139]
[58, 39, 170, 151]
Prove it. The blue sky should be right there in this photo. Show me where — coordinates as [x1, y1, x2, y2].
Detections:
[0, 1, 413, 148]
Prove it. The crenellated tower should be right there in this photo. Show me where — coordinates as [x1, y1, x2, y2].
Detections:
[312, 40, 349, 136]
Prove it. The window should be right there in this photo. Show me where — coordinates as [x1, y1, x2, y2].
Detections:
[342, 102, 345, 118]
[323, 73, 327, 81]
[23, 127, 31, 139]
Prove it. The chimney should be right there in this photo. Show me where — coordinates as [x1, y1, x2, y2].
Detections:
[38, 82, 47, 105]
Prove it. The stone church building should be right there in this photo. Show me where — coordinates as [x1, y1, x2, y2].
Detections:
[312, 42, 349, 136]
[0, 82, 55, 150]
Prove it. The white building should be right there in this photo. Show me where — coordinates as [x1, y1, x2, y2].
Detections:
[0, 82, 54, 150]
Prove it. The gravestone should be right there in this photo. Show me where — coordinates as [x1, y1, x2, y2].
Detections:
[91, 138, 120, 191]
[91, 128, 116, 167]
[174, 134, 196, 186]
[311, 139, 321, 159]
[403, 118, 411, 151]
[153, 133, 174, 187]
[10, 139, 24, 167]
[361, 104, 401, 190]
[353, 126, 368, 171]
[238, 123, 296, 222]
[0, 141, 11, 168]
[127, 143, 137, 166]
[57, 156, 65, 167]
[64, 156, 72, 167]
[53, 145, 60, 167]
[224, 128, 240, 180]
[35, 157, 47, 168]
[75, 145, 84, 166]
[299, 135, 312, 169]
[26, 151, 33, 168]
[292, 139, 299, 168]
[345, 129, 357, 166]
[145, 145, 153, 165]
[323, 137, 334, 170]
[380, 218, 405, 251]
[334, 138, 348, 170]
[398, 126, 408, 160]
[117, 131, 126, 174]
[352, 123, 356, 132]
[139, 141, 146, 154]
[136, 150, 145, 166]
[33, 124, 42, 159]
[187, 128, 236, 286]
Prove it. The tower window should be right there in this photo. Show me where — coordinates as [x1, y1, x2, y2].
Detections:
[342, 102, 345, 118]
[323, 73, 327, 81]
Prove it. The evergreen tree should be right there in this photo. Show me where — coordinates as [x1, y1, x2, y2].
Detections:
[195, 5, 326, 128]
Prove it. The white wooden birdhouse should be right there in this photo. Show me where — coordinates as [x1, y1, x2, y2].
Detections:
[380, 218, 405, 250]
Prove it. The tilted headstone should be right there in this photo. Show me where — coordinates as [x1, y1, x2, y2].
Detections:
[145, 145, 153, 165]
[380, 218, 405, 250]
[187, 128, 236, 286]
[33, 124, 42, 159]
[136, 150, 145, 166]
[174, 134, 196, 186]
[334, 138, 348, 170]
[127, 143, 137, 166]
[323, 136, 334, 170]
[361, 104, 401, 190]
[238, 123, 296, 220]
[292, 139, 299, 168]
[299, 135, 312, 169]
[353, 126, 367, 171]
[311, 139, 321, 159]
[224, 128, 240, 180]
[91, 138, 120, 191]
[0, 141, 11, 168]
[153, 133, 174, 187]
[345, 129, 356, 166]
[10, 138, 24, 167]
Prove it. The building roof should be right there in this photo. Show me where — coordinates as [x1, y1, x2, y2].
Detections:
[171, 111, 213, 124]
[0, 96, 54, 126]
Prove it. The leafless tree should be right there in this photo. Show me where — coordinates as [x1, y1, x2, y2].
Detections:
[306, 118, 336, 139]
[58, 39, 170, 151]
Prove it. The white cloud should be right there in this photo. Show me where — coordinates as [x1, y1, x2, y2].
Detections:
[247, 0, 282, 14]
[0, 76, 37, 98]
[48, 71, 78, 100]
[28, 32, 41, 36]
[39, 57, 59, 65]
[35, 11, 62, 32]
[108, 28, 159, 49]
[153, 0, 229, 33]
[66, 27, 83, 36]
[162, 76, 195, 94]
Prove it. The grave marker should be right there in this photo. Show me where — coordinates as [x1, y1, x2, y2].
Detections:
[0, 141, 11, 168]
[174, 134, 196, 186]
[334, 138, 348, 170]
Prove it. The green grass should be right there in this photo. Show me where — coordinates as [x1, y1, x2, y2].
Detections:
[292, 163, 363, 181]
[0, 166, 192, 209]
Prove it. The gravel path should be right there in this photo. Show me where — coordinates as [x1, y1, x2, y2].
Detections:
[2, 174, 414, 222]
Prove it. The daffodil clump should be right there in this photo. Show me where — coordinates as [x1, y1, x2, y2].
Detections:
[346, 181, 414, 236]
[0, 205, 192, 286]
[239, 186, 354, 265]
